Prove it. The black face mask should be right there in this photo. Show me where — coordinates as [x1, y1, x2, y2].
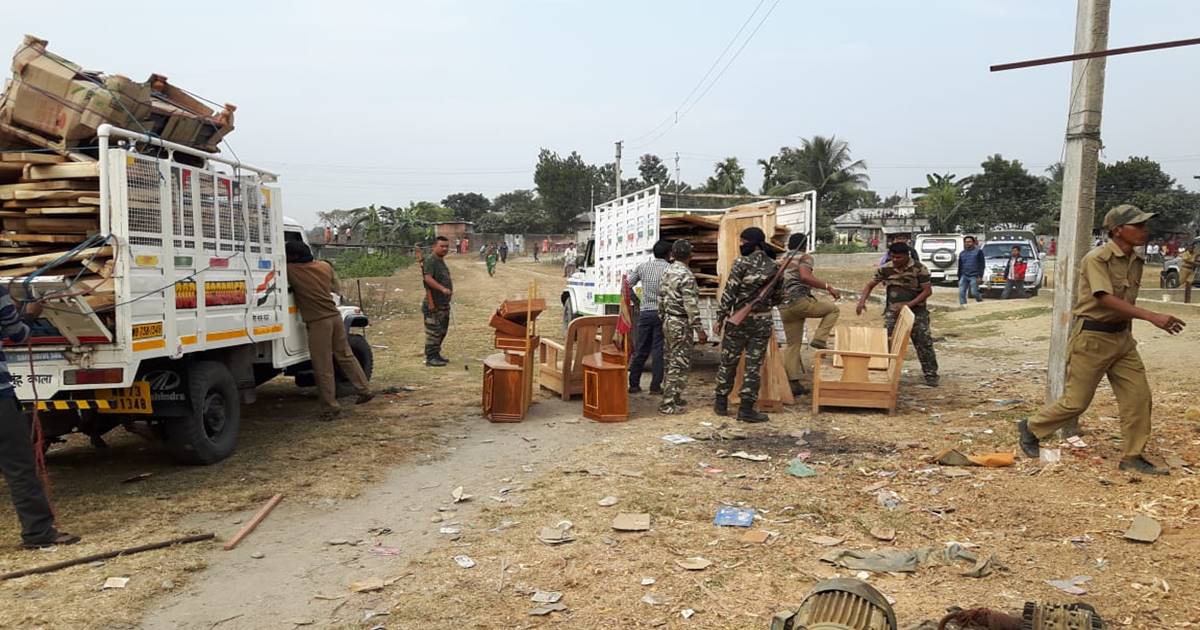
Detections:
[740, 242, 757, 256]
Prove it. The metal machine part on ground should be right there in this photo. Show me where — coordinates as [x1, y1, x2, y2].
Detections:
[770, 578, 897, 630]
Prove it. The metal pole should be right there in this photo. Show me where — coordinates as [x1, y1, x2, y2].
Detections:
[614, 141, 623, 198]
[1048, 0, 1110, 436]
[674, 152, 681, 208]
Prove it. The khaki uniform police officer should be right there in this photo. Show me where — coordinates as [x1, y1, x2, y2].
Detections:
[1018, 205, 1186, 475]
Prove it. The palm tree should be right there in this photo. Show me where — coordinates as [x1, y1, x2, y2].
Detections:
[766, 135, 869, 200]
[913, 173, 972, 232]
[756, 156, 778, 194]
[703, 157, 750, 195]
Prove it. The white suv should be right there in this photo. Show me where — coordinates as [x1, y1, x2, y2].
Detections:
[981, 232, 1045, 297]
[914, 233, 968, 285]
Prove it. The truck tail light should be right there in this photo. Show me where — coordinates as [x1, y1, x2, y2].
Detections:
[64, 368, 124, 385]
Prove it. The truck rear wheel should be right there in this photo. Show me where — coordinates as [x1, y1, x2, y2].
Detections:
[335, 334, 374, 395]
[166, 361, 240, 465]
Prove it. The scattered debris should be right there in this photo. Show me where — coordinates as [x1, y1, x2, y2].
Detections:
[327, 539, 351, 546]
[529, 602, 568, 616]
[935, 448, 1013, 468]
[713, 506, 756, 527]
[1065, 435, 1088, 449]
[876, 490, 903, 510]
[439, 527, 461, 535]
[870, 527, 896, 542]
[820, 544, 990, 575]
[250, 551, 265, 559]
[787, 459, 818, 478]
[675, 557, 712, 571]
[806, 535, 845, 547]
[1045, 575, 1091, 595]
[451, 486, 472, 503]
[661, 434, 696, 445]
[100, 577, 129, 590]
[991, 398, 1023, 406]
[641, 593, 662, 606]
[538, 522, 576, 545]
[682, 608, 696, 619]
[726, 451, 770, 462]
[598, 495, 619, 507]
[121, 473, 153, 484]
[1124, 515, 1161, 543]
[741, 530, 770, 544]
[613, 513, 652, 532]
[224, 494, 283, 551]
[1039, 448, 1061, 464]
[454, 555, 476, 569]
[641, 577, 656, 585]
[531, 591, 563, 604]
[942, 468, 972, 478]
[351, 577, 385, 593]
[368, 546, 400, 557]
[934, 448, 974, 466]
[1, 533, 216, 581]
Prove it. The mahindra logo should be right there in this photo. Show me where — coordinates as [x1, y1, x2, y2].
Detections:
[144, 370, 182, 391]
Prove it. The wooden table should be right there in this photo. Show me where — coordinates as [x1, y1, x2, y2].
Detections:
[582, 348, 628, 422]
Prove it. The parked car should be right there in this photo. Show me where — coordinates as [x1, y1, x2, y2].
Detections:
[981, 232, 1044, 297]
[914, 233, 968, 285]
[1161, 237, 1200, 288]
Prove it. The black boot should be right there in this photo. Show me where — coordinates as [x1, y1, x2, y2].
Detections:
[1016, 419, 1040, 458]
[713, 396, 729, 417]
[737, 401, 768, 423]
[789, 380, 809, 396]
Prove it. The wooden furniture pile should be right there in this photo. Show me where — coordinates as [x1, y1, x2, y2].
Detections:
[0, 151, 113, 311]
[659, 203, 788, 298]
[812, 306, 914, 414]
[482, 295, 544, 422]
[537, 315, 618, 400]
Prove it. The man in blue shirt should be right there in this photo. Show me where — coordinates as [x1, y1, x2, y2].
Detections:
[0, 288, 80, 548]
[957, 235, 986, 306]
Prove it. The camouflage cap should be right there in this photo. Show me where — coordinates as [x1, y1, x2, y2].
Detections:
[1103, 204, 1156, 230]
[671, 239, 693, 258]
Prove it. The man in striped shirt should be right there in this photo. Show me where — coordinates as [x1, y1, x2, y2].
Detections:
[0, 288, 80, 548]
[628, 240, 672, 394]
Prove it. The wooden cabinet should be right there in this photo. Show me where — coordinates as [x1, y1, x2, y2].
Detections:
[482, 352, 526, 422]
[582, 350, 628, 422]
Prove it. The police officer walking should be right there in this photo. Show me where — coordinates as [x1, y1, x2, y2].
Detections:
[1018, 205, 1186, 475]
[657, 240, 707, 414]
[713, 228, 785, 423]
[856, 242, 940, 386]
[778, 232, 840, 396]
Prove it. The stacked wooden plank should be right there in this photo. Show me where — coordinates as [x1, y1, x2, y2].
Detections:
[661, 207, 789, 297]
[0, 152, 112, 306]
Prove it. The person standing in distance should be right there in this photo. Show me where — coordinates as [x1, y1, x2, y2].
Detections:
[627, 240, 671, 394]
[856, 242, 940, 386]
[778, 232, 840, 396]
[1018, 205, 1185, 475]
[657, 239, 707, 414]
[713, 228, 785, 423]
[0, 291, 80, 548]
[1001, 245, 1029, 299]
[285, 241, 373, 420]
[957, 235, 985, 307]
[422, 236, 454, 367]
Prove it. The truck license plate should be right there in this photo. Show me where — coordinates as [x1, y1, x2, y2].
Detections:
[96, 381, 153, 414]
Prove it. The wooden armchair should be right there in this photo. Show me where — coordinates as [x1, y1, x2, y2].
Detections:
[538, 315, 618, 400]
[831, 324, 890, 371]
[812, 307, 914, 414]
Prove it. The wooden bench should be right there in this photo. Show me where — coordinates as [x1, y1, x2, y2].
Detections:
[831, 324, 890, 371]
[538, 315, 617, 400]
[812, 306, 914, 414]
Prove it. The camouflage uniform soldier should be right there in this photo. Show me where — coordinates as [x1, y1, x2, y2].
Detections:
[714, 228, 785, 423]
[856, 242, 939, 386]
[657, 240, 708, 414]
[422, 236, 454, 367]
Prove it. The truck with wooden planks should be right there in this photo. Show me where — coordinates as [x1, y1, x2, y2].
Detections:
[0, 125, 372, 464]
[563, 185, 815, 340]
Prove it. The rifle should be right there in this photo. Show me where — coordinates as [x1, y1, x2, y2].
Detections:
[413, 245, 436, 311]
[726, 247, 801, 327]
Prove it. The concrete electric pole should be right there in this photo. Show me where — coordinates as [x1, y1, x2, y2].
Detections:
[614, 141, 623, 198]
[1047, 0, 1110, 433]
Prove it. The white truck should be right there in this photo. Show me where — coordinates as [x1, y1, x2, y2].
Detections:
[562, 185, 814, 338]
[6, 125, 371, 464]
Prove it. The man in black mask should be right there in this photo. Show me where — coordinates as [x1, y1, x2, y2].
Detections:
[712, 227, 785, 422]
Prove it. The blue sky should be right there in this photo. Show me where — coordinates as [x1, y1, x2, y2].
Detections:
[4, 1, 1199, 225]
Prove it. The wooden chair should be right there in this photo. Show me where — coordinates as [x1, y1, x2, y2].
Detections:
[831, 325, 890, 371]
[538, 315, 618, 400]
[812, 306, 915, 414]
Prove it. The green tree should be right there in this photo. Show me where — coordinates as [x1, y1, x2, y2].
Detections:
[961, 155, 1047, 230]
[703, 157, 750, 195]
[914, 173, 972, 233]
[637, 154, 671, 189]
[484, 189, 548, 232]
[756, 156, 778, 194]
[535, 149, 598, 232]
[762, 135, 870, 237]
[440, 192, 492, 223]
[1095, 156, 1200, 232]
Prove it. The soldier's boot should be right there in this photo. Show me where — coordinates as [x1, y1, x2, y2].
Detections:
[1016, 419, 1040, 459]
[737, 401, 769, 423]
[713, 396, 729, 417]
[1119, 455, 1169, 476]
[924, 374, 940, 387]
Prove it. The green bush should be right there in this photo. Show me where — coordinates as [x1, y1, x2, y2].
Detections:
[815, 242, 872, 254]
[330, 250, 413, 278]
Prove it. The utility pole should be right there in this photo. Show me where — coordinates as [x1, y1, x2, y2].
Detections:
[614, 141, 623, 198]
[1047, 0, 1110, 435]
[672, 152, 681, 208]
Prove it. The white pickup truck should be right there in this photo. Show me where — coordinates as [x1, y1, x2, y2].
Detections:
[5, 125, 371, 464]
